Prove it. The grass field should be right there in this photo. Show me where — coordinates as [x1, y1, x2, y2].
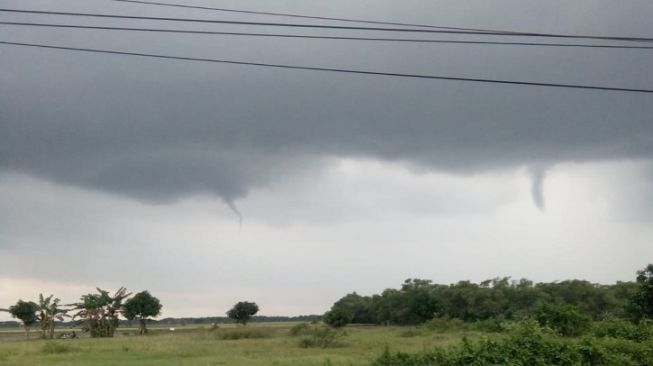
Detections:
[0, 323, 477, 366]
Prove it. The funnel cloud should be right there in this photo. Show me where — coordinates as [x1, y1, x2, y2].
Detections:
[1, 0, 653, 321]
[530, 167, 547, 211]
[0, 0, 652, 211]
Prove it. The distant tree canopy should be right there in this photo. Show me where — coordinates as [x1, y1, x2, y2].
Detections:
[227, 302, 259, 325]
[324, 274, 640, 327]
[122, 291, 162, 335]
[8, 300, 38, 338]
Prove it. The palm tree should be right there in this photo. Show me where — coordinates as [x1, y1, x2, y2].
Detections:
[71, 287, 131, 337]
[37, 294, 69, 339]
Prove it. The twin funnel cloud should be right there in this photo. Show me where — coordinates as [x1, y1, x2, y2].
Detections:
[223, 167, 548, 227]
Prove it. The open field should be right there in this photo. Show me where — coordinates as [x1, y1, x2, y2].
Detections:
[0, 323, 478, 366]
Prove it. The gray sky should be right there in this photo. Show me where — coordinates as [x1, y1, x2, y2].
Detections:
[1, 0, 652, 320]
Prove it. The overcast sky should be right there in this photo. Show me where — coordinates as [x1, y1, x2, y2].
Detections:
[1, 0, 652, 320]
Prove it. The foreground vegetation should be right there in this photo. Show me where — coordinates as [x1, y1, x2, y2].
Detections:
[0, 322, 478, 366]
[1, 319, 652, 365]
[375, 320, 653, 366]
[1, 264, 652, 365]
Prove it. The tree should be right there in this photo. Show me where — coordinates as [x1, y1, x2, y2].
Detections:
[628, 264, 653, 321]
[122, 291, 162, 335]
[323, 307, 352, 328]
[72, 287, 131, 338]
[36, 294, 68, 339]
[227, 301, 259, 325]
[322, 292, 375, 328]
[8, 300, 38, 338]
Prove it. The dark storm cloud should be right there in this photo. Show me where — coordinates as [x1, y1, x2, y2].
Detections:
[1, 0, 652, 206]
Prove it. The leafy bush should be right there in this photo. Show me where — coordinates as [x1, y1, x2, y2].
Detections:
[534, 303, 591, 336]
[219, 328, 272, 340]
[593, 319, 653, 342]
[373, 321, 653, 366]
[298, 326, 346, 348]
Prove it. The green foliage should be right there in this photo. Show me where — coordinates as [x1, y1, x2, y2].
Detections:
[373, 321, 653, 366]
[72, 287, 131, 338]
[219, 328, 272, 340]
[289, 322, 312, 336]
[8, 300, 38, 337]
[628, 264, 653, 321]
[122, 291, 162, 320]
[326, 275, 638, 327]
[593, 319, 653, 342]
[122, 291, 162, 335]
[298, 326, 346, 348]
[37, 294, 68, 339]
[325, 292, 375, 326]
[534, 303, 592, 337]
[323, 307, 353, 328]
[227, 301, 259, 325]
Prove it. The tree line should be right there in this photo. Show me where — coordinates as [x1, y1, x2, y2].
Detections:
[323, 264, 653, 328]
[2, 288, 262, 339]
[1, 288, 162, 338]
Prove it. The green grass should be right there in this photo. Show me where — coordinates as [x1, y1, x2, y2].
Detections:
[0, 323, 476, 366]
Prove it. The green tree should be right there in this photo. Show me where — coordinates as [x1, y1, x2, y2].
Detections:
[323, 293, 374, 327]
[122, 291, 162, 335]
[36, 294, 68, 339]
[72, 287, 131, 337]
[322, 307, 353, 328]
[628, 264, 653, 321]
[227, 301, 259, 325]
[8, 300, 38, 338]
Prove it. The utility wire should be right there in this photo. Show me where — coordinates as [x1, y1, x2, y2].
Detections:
[1, 40, 651, 94]
[1, 8, 653, 42]
[3, 21, 652, 50]
[110, 0, 519, 34]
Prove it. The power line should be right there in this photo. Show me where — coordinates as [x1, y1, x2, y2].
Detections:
[1, 40, 651, 94]
[3, 21, 653, 50]
[110, 0, 517, 34]
[1, 8, 652, 42]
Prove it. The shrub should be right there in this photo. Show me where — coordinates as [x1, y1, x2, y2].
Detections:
[373, 321, 653, 366]
[289, 323, 311, 337]
[534, 303, 591, 336]
[298, 326, 346, 348]
[219, 328, 272, 340]
[593, 319, 653, 342]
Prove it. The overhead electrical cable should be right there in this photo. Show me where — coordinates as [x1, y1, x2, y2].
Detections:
[110, 0, 523, 34]
[1, 8, 653, 42]
[2, 21, 652, 50]
[1, 40, 651, 94]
